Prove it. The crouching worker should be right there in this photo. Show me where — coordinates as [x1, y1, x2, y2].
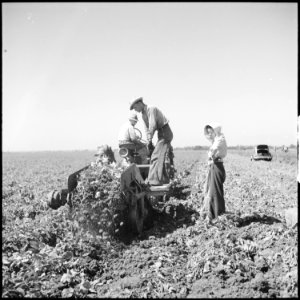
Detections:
[118, 111, 149, 165]
[47, 145, 116, 209]
[200, 123, 227, 225]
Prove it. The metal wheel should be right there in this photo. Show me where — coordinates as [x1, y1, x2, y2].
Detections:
[134, 128, 149, 145]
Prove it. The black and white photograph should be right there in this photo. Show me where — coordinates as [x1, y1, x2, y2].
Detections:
[2, 2, 298, 298]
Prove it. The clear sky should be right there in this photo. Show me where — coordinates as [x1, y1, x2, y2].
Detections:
[2, 2, 298, 151]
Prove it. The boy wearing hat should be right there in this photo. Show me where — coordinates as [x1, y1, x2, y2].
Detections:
[130, 97, 174, 185]
[118, 112, 140, 145]
[118, 111, 148, 164]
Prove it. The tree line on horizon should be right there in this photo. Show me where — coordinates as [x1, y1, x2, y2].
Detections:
[174, 144, 297, 151]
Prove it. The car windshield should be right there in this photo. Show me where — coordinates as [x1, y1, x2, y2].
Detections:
[255, 145, 270, 155]
[256, 145, 269, 150]
[256, 149, 269, 155]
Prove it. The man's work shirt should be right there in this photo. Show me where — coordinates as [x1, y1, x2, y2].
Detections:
[118, 121, 138, 144]
[141, 105, 169, 141]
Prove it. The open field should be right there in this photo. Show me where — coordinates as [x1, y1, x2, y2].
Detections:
[2, 148, 298, 298]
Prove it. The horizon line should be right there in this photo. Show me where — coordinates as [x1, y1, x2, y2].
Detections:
[2, 144, 297, 153]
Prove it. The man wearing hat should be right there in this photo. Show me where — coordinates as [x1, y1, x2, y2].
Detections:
[118, 111, 148, 164]
[130, 97, 174, 185]
[94, 144, 116, 166]
[68, 144, 116, 193]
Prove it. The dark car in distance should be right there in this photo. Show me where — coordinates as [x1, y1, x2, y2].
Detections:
[251, 144, 272, 161]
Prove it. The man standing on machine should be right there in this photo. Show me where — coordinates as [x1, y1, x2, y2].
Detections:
[129, 97, 174, 185]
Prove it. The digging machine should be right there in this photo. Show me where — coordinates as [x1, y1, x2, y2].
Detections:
[119, 128, 175, 236]
[47, 129, 175, 237]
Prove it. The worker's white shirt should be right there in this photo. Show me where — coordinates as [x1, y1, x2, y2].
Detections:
[118, 121, 138, 143]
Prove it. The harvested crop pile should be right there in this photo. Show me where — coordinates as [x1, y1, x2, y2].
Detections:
[70, 163, 128, 241]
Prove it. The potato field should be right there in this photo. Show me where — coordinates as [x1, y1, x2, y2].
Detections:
[2, 148, 298, 298]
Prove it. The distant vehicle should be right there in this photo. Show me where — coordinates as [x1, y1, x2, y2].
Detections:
[251, 144, 272, 161]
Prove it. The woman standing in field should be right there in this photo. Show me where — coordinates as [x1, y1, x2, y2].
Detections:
[201, 123, 227, 225]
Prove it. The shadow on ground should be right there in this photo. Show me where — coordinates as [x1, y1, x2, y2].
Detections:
[117, 199, 199, 245]
[236, 214, 282, 227]
[222, 211, 282, 228]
